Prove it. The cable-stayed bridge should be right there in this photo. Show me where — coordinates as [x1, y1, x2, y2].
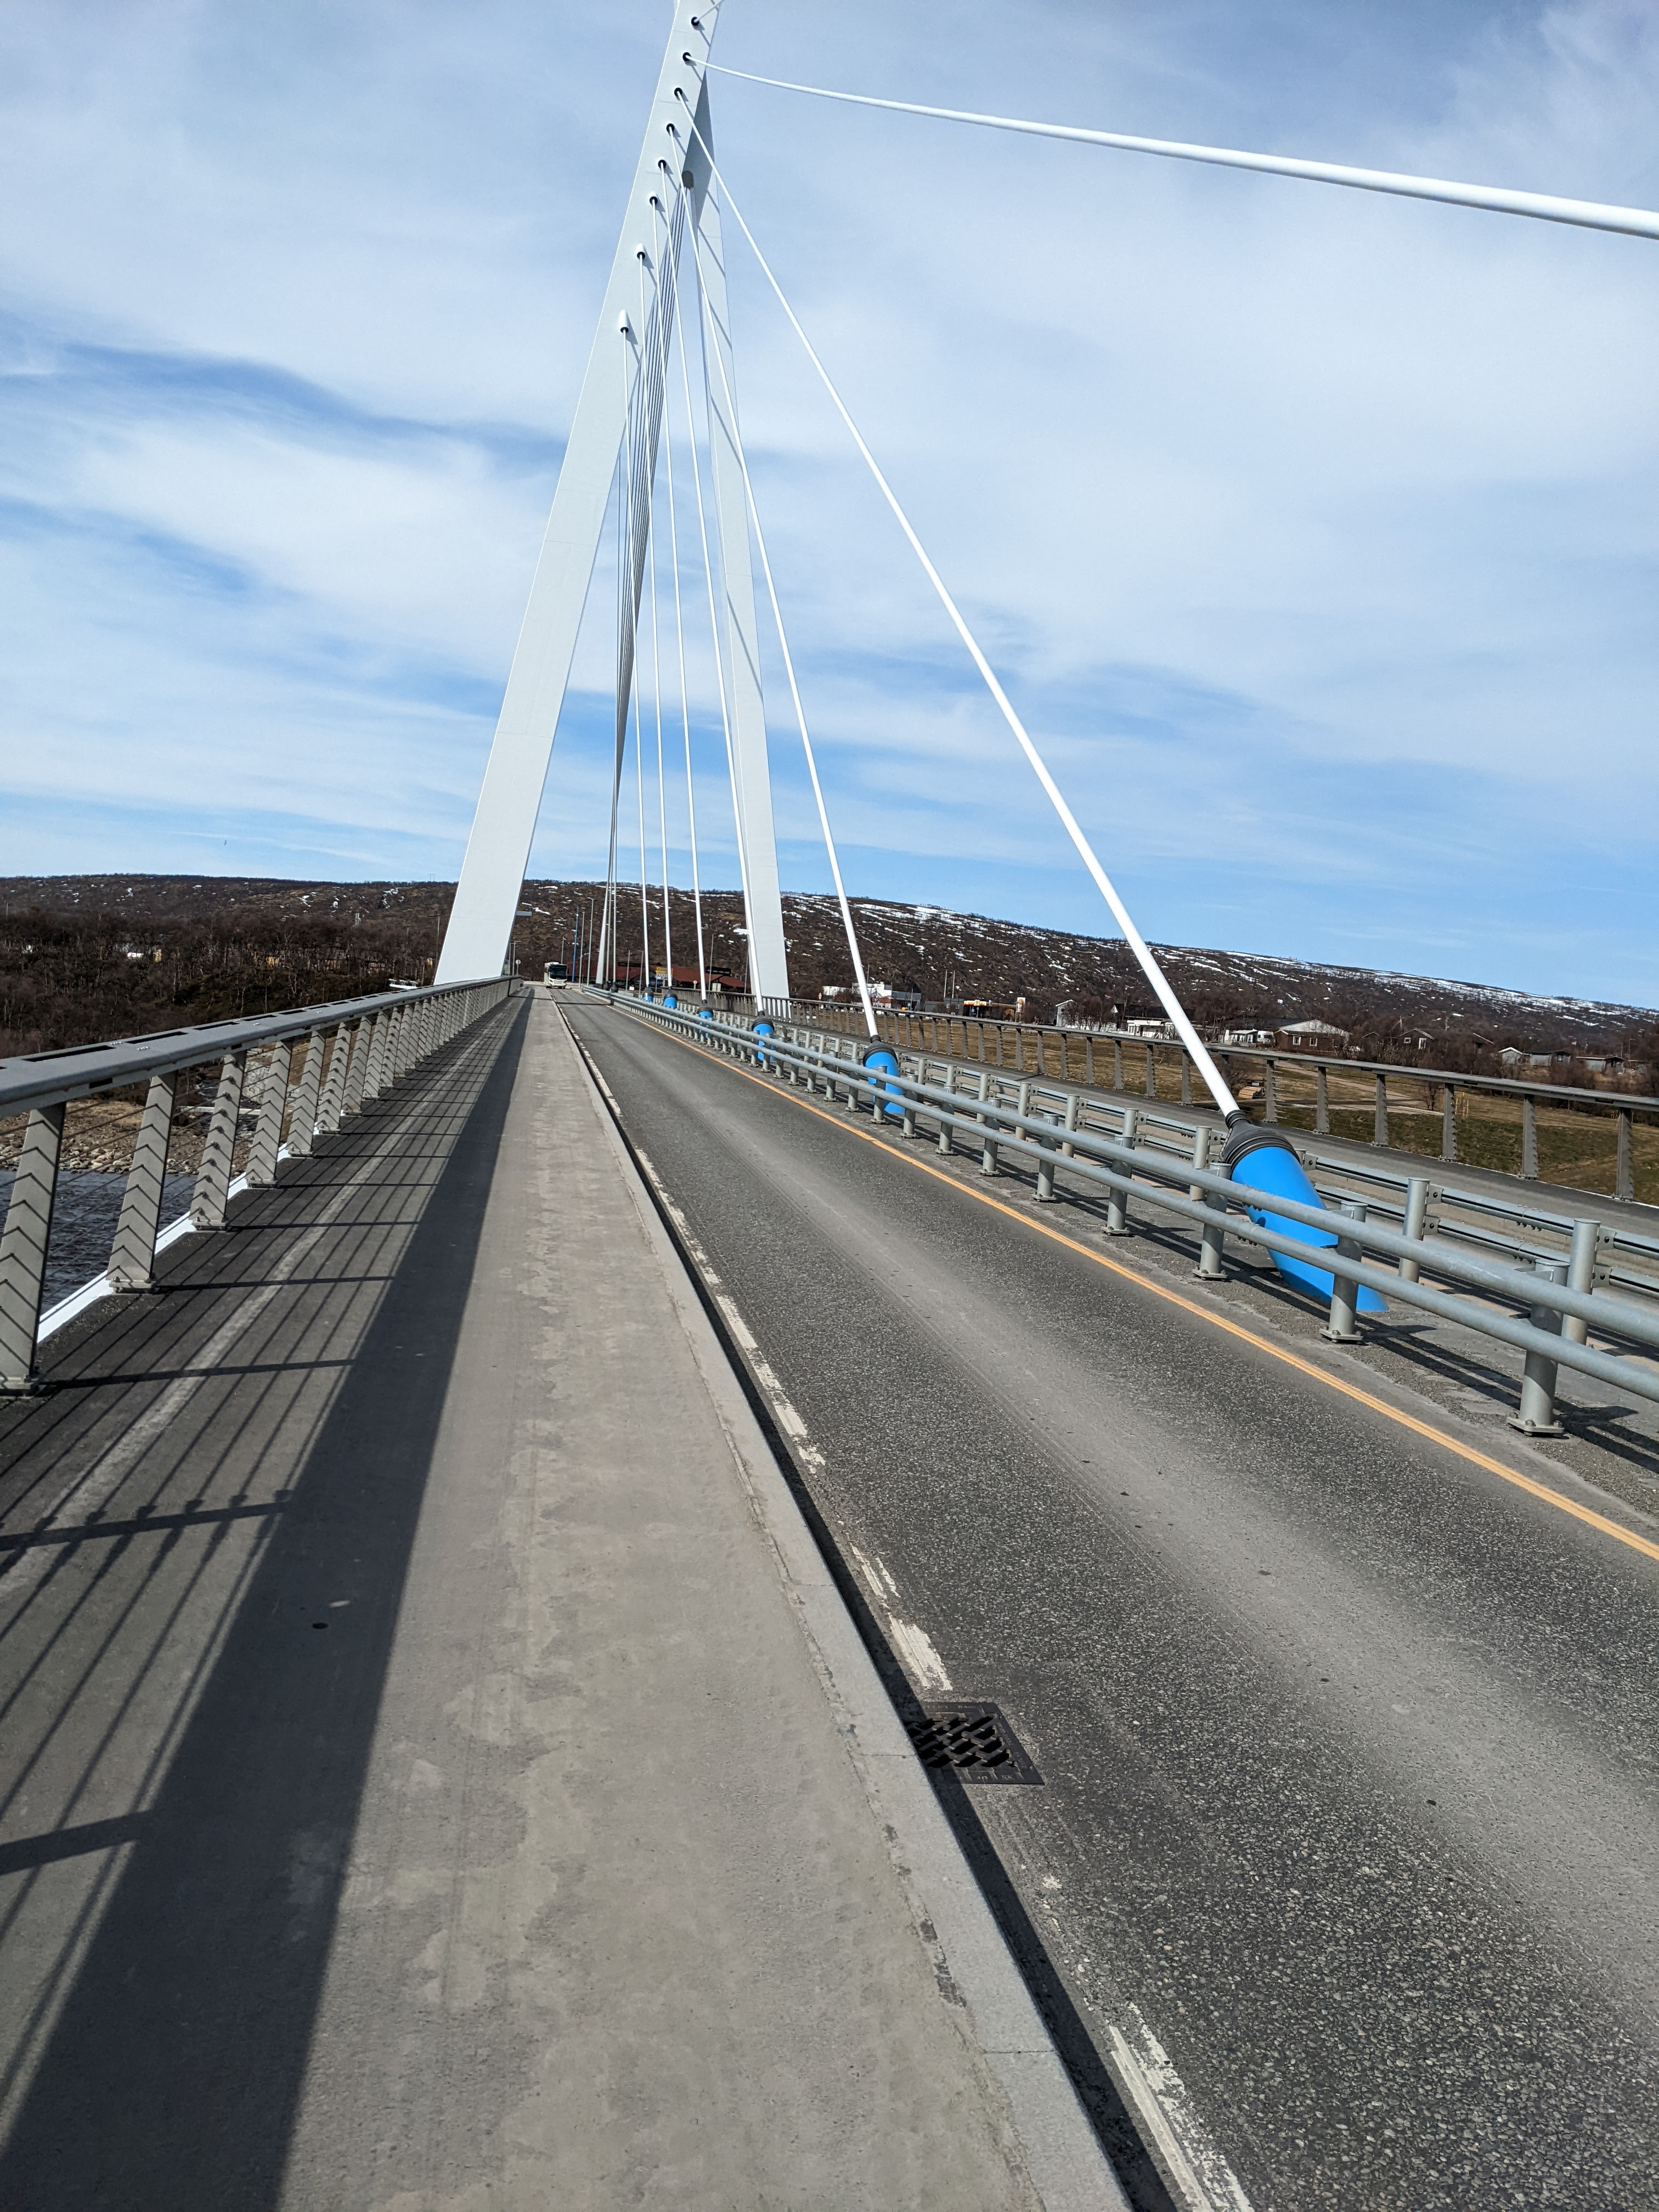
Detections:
[2, 8, 1657, 2206]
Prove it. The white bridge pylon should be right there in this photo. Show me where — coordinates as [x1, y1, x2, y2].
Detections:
[436, 1, 789, 997]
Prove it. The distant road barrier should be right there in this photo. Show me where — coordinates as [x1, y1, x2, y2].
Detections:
[0, 978, 511, 1391]
[593, 989, 1659, 1438]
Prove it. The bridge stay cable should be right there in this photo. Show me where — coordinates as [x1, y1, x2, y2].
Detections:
[703, 65, 1659, 244]
[676, 103, 1240, 1118]
[683, 181, 879, 1038]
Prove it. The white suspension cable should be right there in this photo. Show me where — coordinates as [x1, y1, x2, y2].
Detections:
[704, 66, 1659, 244]
[678, 103, 1238, 1115]
[685, 211, 878, 1039]
[674, 218, 754, 955]
[635, 262, 653, 992]
[644, 241, 674, 988]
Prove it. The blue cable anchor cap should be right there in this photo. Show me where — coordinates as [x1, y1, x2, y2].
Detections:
[1221, 1121, 1386, 1313]
[861, 1043, 905, 1119]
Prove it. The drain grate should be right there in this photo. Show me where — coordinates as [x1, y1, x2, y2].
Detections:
[906, 1702, 1041, 1785]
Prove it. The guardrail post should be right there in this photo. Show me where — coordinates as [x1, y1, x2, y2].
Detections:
[1193, 1131, 1226, 1282]
[1105, 1107, 1137, 1235]
[1561, 1218, 1599, 1349]
[1442, 1086, 1457, 1163]
[1616, 1111, 1634, 1203]
[108, 1073, 178, 1293]
[244, 1043, 291, 1187]
[1144, 1044, 1157, 1099]
[1264, 1060, 1278, 1124]
[0, 1104, 66, 1390]
[1036, 1098, 1070, 1201]
[1314, 1065, 1330, 1136]
[190, 1051, 247, 1230]
[284, 1028, 328, 1158]
[978, 1071, 997, 1174]
[938, 1068, 956, 1155]
[1398, 1177, 1431, 1284]
[1510, 1259, 1567, 1436]
[1321, 1200, 1366, 1343]
[1521, 1094, 1538, 1181]
[1373, 1075, 1389, 1149]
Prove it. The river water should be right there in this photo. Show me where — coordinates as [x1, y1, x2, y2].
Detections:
[0, 1169, 195, 1312]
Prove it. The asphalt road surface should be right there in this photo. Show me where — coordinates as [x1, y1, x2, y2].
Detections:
[567, 997, 1659, 2212]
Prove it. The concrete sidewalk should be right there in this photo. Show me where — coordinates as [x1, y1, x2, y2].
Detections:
[0, 995, 1119, 2209]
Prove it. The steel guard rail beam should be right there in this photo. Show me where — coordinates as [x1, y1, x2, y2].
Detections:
[591, 990, 1659, 1417]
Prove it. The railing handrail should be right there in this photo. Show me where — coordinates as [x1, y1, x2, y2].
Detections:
[0, 978, 499, 1120]
[828, 1005, 1659, 1116]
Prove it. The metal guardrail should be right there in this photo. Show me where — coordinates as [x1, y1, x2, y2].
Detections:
[792, 1002, 1656, 1203]
[0, 977, 511, 1390]
[591, 989, 1659, 1437]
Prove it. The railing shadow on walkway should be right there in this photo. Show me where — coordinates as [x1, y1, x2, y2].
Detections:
[0, 1001, 527, 2210]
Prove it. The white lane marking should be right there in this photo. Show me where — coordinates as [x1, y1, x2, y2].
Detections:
[1107, 2006, 1256, 2212]
[629, 1143, 956, 1695]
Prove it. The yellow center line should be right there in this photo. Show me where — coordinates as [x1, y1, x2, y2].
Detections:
[629, 1014, 1659, 1570]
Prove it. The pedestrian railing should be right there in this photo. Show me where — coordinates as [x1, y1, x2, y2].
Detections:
[592, 990, 1659, 1439]
[0, 978, 511, 1391]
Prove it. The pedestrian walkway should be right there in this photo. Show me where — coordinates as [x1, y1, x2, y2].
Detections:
[0, 993, 1118, 2209]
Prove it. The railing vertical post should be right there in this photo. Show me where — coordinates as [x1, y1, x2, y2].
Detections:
[1180, 1053, 1191, 1107]
[1373, 1074, 1389, 1150]
[1193, 1129, 1225, 1281]
[1086, 1036, 1096, 1088]
[1321, 1200, 1366, 1343]
[0, 1104, 67, 1390]
[938, 1066, 955, 1156]
[1144, 1045, 1156, 1099]
[1561, 1218, 1599, 1349]
[320, 1021, 357, 1131]
[1521, 1094, 1538, 1181]
[1113, 1039, 1123, 1092]
[1442, 1085, 1458, 1163]
[979, 1070, 998, 1176]
[1105, 1107, 1136, 1235]
[1037, 1096, 1075, 1202]
[362, 1011, 392, 1101]
[285, 1028, 328, 1157]
[1616, 1111, 1634, 1203]
[190, 1051, 247, 1229]
[245, 1042, 292, 1187]
[1314, 1064, 1330, 1136]
[341, 1018, 373, 1118]
[1264, 1060, 1278, 1125]
[1397, 1176, 1431, 1284]
[108, 1073, 178, 1292]
[1510, 1259, 1566, 1435]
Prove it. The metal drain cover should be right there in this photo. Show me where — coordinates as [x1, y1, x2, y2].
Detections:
[906, 1702, 1041, 1784]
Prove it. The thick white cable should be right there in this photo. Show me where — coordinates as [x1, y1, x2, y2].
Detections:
[704, 66, 1659, 244]
[674, 237, 754, 958]
[685, 207, 877, 1038]
[678, 106, 1238, 1114]
[635, 264, 654, 991]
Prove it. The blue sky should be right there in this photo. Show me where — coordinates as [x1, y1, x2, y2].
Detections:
[1, 1, 1655, 1003]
